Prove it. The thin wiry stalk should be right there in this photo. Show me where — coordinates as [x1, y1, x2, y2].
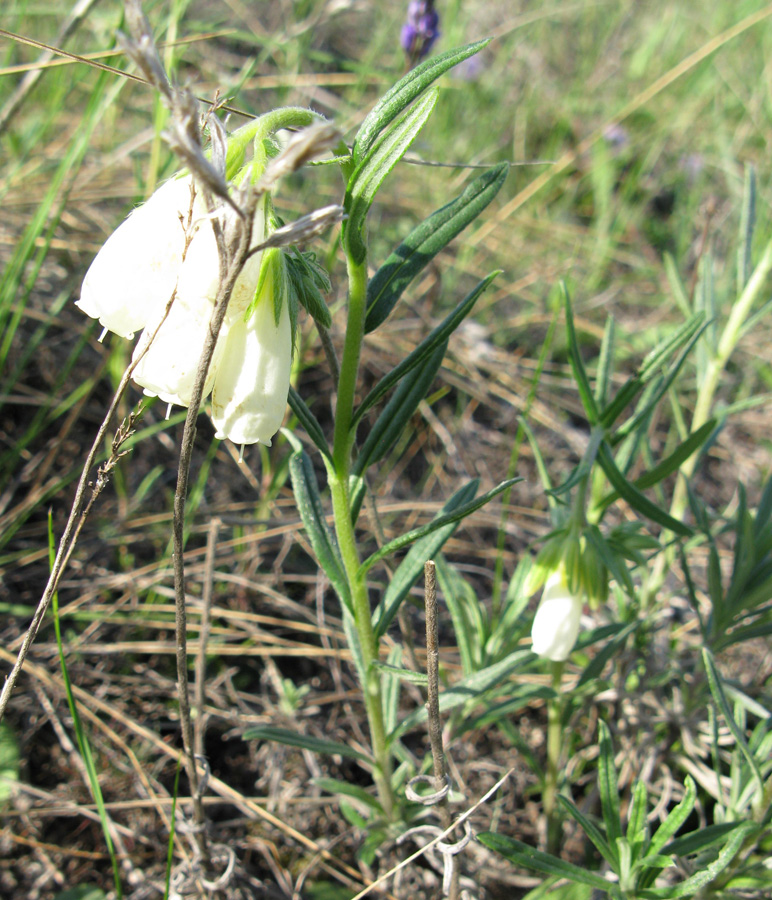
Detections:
[194, 517, 220, 759]
[0, 232, 192, 724]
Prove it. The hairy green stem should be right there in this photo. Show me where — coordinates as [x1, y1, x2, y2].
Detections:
[330, 250, 395, 817]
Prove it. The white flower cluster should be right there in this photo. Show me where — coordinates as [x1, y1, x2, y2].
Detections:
[77, 175, 291, 447]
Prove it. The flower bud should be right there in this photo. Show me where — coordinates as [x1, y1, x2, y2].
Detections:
[530, 566, 583, 662]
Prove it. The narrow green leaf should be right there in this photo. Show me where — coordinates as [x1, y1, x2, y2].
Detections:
[702, 648, 764, 793]
[344, 88, 439, 263]
[597, 722, 622, 863]
[600, 314, 705, 431]
[651, 822, 757, 899]
[372, 661, 428, 685]
[557, 795, 614, 866]
[737, 165, 756, 295]
[477, 833, 617, 893]
[458, 686, 555, 735]
[664, 253, 691, 318]
[353, 273, 500, 427]
[636, 777, 696, 889]
[372, 480, 479, 637]
[243, 726, 370, 763]
[635, 421, 716, 492]
[287, 443, 352, 612]
[52, 889, 107, 900]
[388, 651, 531, 741]
[595, 315, 616, 408]
[352, 40, 490, 166]
[365, 164, 508, 332]
[611, 318, 708, 440]
[626, 780, 649, 856]
[563, 284, 599, 425]
[665, 821, 751, 858]
[313, 777, 382, 811]
[287, 387, 331, 460]
[360, 478, 521, 577]
[597, 442, 692, 536]
[576, 619, 638, 688]
[382, 646, 403, 736]
[435, 553, 483, 676]
[354, 342, 447, 476]
[0, 722, 19, 805]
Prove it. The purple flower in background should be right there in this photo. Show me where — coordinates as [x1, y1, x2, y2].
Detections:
[401, 0, 440, 63]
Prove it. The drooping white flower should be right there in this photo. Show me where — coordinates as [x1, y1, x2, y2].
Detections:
[531, 567, 583, 662]
[77, 174, 291, 446]
[77, 176, 197, 339]
[211, 277, 292, 446]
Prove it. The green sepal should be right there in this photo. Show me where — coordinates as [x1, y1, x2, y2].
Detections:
[285, 248, 333, 329]
[365, 163, 508, 332]
[352, 39, 490, 166]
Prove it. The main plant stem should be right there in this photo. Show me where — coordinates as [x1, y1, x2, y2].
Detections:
[330, 252, 395, 818]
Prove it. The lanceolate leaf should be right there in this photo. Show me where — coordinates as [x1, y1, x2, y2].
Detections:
[477, 833, 618, 894]
[360, 477, 520, 576]
[287, 387, 331, 460]
[649, 822, 757, 899]
[702, 648, 764, 793]
[372, 480, 479, 638]
[287, 442, 352, 612]
[563, 285, 600, 425]
[352, 39, 490, 166]
[344, 88, 438, 264]
[353, 341, 448, 477]
[243, 726, 370, 763]
[596, 442, 692, 536]
[353, 273, 499, 427]
[365, 163, 508, 332]
[597, 720, 622, 858]
[388, 651, 532, 741]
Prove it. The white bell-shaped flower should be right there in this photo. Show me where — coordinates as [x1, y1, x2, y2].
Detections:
[77, 176, 197, 338]
[77, 172, 291, 446]
[531, 567, 583, 661]
[211, 266, 292, 446]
